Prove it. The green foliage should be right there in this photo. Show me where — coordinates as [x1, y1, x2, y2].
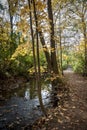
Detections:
[40, 50, 47, 67]
[71, 42, 85, 73]
[62, 52, 69, 70]
[28, 50, 47, 74]
[71, 52, 84, 73]
[0, 24, 47, 77]
[0, 30, 22, 75]
[9, 42, 33, 76]
[10, 54, 33, 76]
[0, 22, 10, 73]
[62, 60, 68, 70]
[9, 45, 47, 76]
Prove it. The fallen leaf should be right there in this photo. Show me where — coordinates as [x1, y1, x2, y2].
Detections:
[58, 119, 63, 124]
[62, 108, 67, 111]
[16, 117, 20, 120]
[9, 123, 14, 128]
[65, 116, 70, 120]
[72, 106, 76, 109]
[60, 112, 64, 116]
[16, 121, 20, 124]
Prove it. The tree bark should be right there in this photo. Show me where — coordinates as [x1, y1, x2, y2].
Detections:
[59, 9, 63, 75]
[39, 31, 51, 72]
[28, 0, 37, 77]
[82, 16, 87, 76]
[32, 0, 47, 116]
[47, 0, 59, 76]
[7, 0, 13, 56]
[47, 0, 61, 107]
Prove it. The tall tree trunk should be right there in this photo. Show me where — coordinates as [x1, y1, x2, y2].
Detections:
[47, 0, 61, 107]
[39, 31, 51, 72]
[32, 0, 47, 116]
[47, 0, 59, 76]
[7, 0, 13, 56]
[8, 2, 13, 36]
[59, 9, 63, 75]
[82, 16, 87, 76]
[32, 0, 40, 78]
[28, 0, 37, 77]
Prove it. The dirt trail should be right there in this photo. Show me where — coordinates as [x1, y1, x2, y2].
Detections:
[32, 71, 87, 130]
[64, 71, 87, 122]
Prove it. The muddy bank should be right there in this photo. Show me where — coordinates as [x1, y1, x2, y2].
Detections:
[0, 76, 27, 91]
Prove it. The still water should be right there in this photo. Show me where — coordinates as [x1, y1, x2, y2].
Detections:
[0, 79, 52, 129]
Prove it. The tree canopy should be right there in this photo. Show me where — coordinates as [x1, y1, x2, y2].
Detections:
[0, 0, 87, 77]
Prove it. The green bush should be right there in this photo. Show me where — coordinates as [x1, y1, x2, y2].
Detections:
[62, 60, 68, 70]
[9, 54, 33, 76]
[71, 52, 84, 73]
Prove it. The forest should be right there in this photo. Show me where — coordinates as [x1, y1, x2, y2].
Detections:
[0, 0, 87, 129]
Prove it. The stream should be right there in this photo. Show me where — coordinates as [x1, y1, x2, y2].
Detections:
[0, 79, 52, 130]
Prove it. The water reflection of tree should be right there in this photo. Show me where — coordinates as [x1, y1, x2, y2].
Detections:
[36, 79, 47, 116]
[29, 81, 37, 99]
[32, 0, 47, 116]
[24, 89, 30, 100]
[29, 79, 51, 100]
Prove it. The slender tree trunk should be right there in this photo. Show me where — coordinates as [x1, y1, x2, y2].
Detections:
[28, 0, 37, 77]
[32, 0, 40, 78]
[47, 0, 61, 107]
[10, 15, 13, 37]
[84, 32, 87, 76]
[82, 17, 87, 76]
[8, 2, 13, 36]
[7, 0, 13, 56]
[39, 31, 51, 72]
[84, 36, 87, 76]
[32, 0, 47, 116]
[47, 0, 59, 76]
[59, 10, 63, 75]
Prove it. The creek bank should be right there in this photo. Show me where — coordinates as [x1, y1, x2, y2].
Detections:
[0, 73, 69, 130]
[0, 72, 49, 92]
[0, 76, 27, 103]
[29, 71, 87, 130]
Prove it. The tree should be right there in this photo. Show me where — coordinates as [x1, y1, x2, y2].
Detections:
[28, 0, 37, 77]
[47, 0, 61, 84]
[7, 0, 19, 56]
[68, 0, 87, 75]
[32, 0, 47, 115]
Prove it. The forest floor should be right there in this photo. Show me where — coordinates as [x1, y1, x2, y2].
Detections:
[31, 70, 87, 130]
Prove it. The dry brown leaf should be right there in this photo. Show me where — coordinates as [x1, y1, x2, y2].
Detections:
[60, 112, 64, 116]
[62, 108, 67, 111]
[65, 116, 70, 120]
[58, 119, 63, 124]
[72, 106, 76, 109]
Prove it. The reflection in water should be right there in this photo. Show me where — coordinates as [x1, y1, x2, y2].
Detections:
[2, 79, 52, 107]
[36, 79, 47, 116]
[24, 89, 30, 100]
[1, 79, 52, 104]
[0, 79, 53, 129]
